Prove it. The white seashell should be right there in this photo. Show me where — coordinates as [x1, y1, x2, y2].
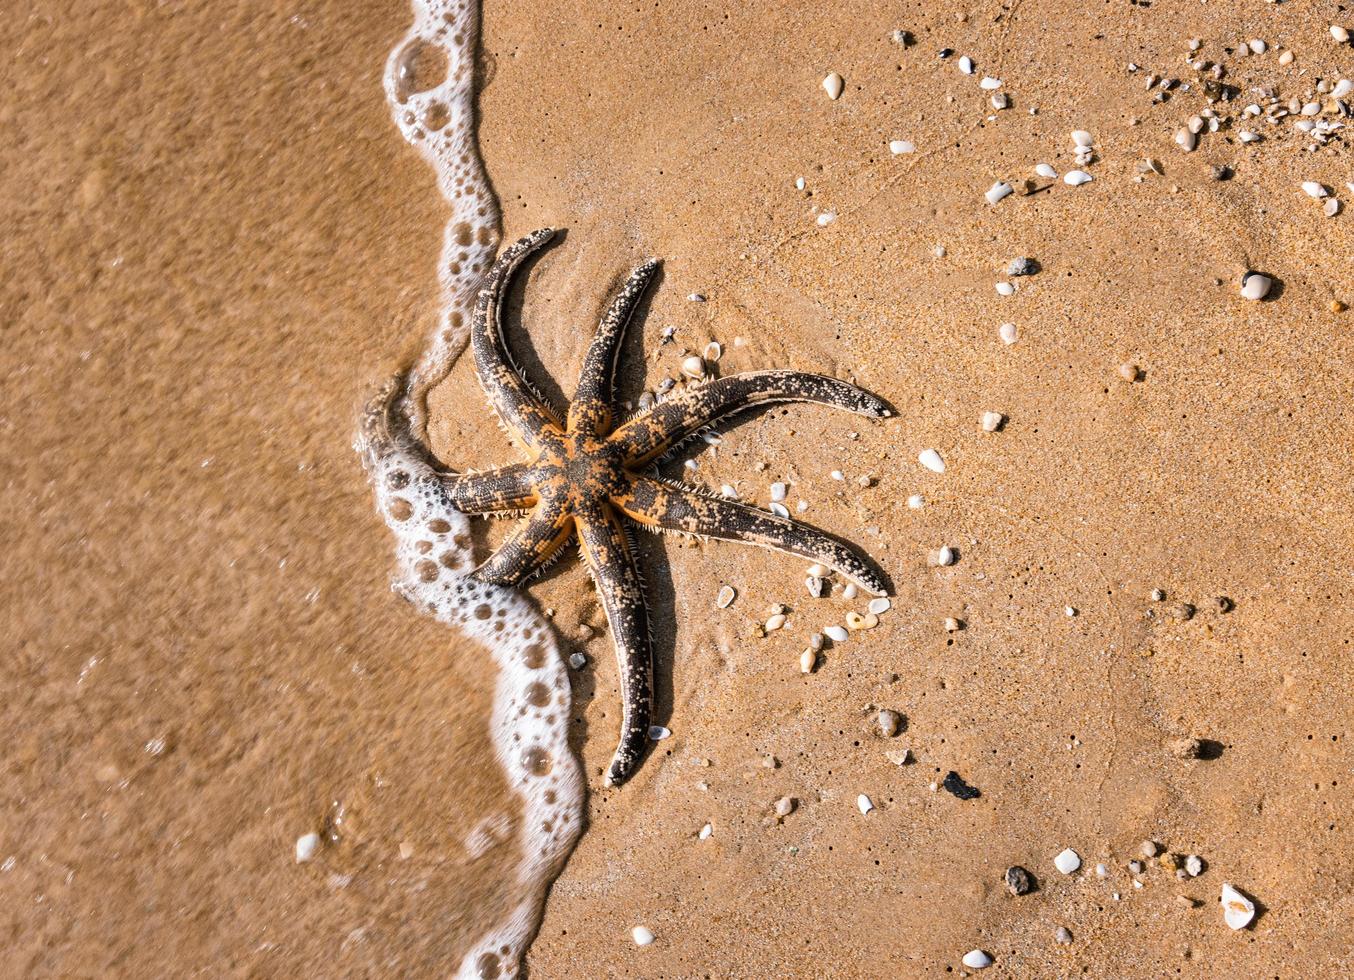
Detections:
[1175, 128, 1197, 152]
[799, 649, 817, 673]
[805, 576, 824, 598]
[822, 72, 844, 100]
[716, 585, 736, 609]
[699, 823, 713, 840]
[918, 449, 946, 473]
[769, 502, 790, 518]
[979, 76, 1001, 90]
[720, 484, 737, 498]
[1324, 198, 1341, 217]
[981, 411, 1004, 432]
[770, 482, 787, 502]
[680, 355, 706, 379]
[1240, 271, 1272, 301]
[1248, 39, 1266, 54]
[1054, 848, 1082, 875]
[687, 292, 706, 302]
[295, 832, 321, 863]
[1301, 101, 1321, 116]
[1186, 854, 1204, 876]
[962, 950, 994, 970]
[857, 793, 875, 814]
[1332, 25, 1350, 44]
[958, 56, 974, 74]
[999, 322, 1018, 345]
[816, 211, 836, 226]
[830, 470, 844, 481]
[1035, 163, 1058, 178]
[703, 340, 722, 362]
[995, 281, 1015, 296]
[1071, 129, 1093, 147]
[1064, 169, 1093, 186]
[943, 617, 962, 632]
[907, 494, 925, 509]
[1333, 79, 1353, 99]
[842, 582, 858, 599]
[868, 597, 891, 614]
[1301, 180, 1329, 198]
[764, 613, 787, 632]
[985, 181, 1013, 205]
[935, 546, 956, 566]
[632, 925, 656, 946]
[1239, 130, 1260, 143]
[990, 93, 1009, 110]
[823, 625, 849, 642]
[795, 500, 808, 513]
[1187, 115, 1205, 135]
[889, 139, 916, 154]
[649, 725, 671, 740]
[1220, 883, 1256, 930]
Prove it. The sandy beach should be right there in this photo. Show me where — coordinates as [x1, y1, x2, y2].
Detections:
[4, 0, 1353, 976]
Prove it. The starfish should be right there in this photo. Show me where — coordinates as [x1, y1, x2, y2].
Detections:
[428, 228, 891, 785]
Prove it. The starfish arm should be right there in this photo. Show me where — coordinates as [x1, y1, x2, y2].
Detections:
[576, 503, 653, 787]
[567, 258, 660, 437]
[471, 496, 575, 586]
[614, 370, 891, 466]
[614, 476, 888, 595]
[473, 229, 566, 452]
[440, 463, 539, 515]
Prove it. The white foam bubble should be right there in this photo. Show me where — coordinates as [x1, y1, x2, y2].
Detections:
[354, 2, 585, 977]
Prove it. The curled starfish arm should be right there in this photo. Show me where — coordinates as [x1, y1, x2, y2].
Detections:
[567, 258, 661, 437]
[439, 463, 539, 515]
[471, 495, 575, 586]
[576, 504, 653, 786]
[615, 476, 889, 595]
[473, 229, 565, 452]
[615, 370, 892, 466]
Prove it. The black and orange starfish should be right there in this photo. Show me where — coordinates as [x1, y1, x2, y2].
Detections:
[414, 229, 890, 785]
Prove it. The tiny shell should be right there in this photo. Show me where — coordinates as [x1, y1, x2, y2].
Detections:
[1071, 129, 1093, 147]
[962, 950, 993, 970]
[935, 546, 956, 566]
[1301, 181, 1329, 198]
[800, 649, 817, 673]
[999, 322, 1018, 345]
[918, 449, 946, 473]
[1240, 272, 1272, 301]
[1034, 163, 1058, 178]
[958, 55, 974, 74]
[703, 340, 722, 362]
[1175, 128, 1197, 152]
[857, 793, 875, 814]
[981, 411, 1004, 432]
[769, 502, 790, 518]
[805, 576, 824, 598]
[822, 72, 844, 100]
[995, 281, 1015, 296]
[699, 823, 713, 840]
[1332, 25, 1350, 44]
[889, 139, 916, 154]
[868, 597, 891, 614]
[765, 613, 787, 632]
[1064, 169, 1093, 186]
[823, 625, 850, 642]
[806, 563, 829, 577]
[716, 585, 736, 609]
[648, 725, 671, 740]
[979, 76, 1001, 90]
[1054, 848, 1082, 875]
[296, 832, 321, 864]
[680, 355, 706, 379]
[632, 926, 656, 946]
[770, 481, 787, 502]
[1220, 883, 1256, 930]
[842, 582, 858, 599]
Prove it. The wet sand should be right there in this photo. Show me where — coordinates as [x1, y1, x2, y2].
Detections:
[5, 1, 1353, 976]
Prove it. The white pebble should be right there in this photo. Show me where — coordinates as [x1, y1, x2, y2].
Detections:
[699, 823, 713, 840]
[1248, 39, 1266, 54]
[1065, 606, 1077, 617]
[1064, 169, 1093, 186]
[857, 793, 875, 814]
[1220, 883, 1256, 930]
[1071, 129, 1094, 147]
[935, 546, 956, 566]
[1331, 25, 1350, 44]
[765, 613, 787, 632]
[822, 72, 844, 100]
[962, 950, 993, 970]
[907, 494, 924, 509]
[1034, 163, 1057, 178]
[958, 55, 975, 75]
[816, 211, 836, 227]
[999, 322, 1018, 345]
[830, 469, 845, 481]
[1186, 854, 1203, 876]
[1239, 130, 1260, 143]
[979, 76, 1001, 90]
[981, 411, 1004, 432]
[890, 139, 916, 154]
[943, 617, 962, 632]
[716, 585, 736, 609]
[295, 832, 321, 864]
[1054, 848, 1082, 875]
[985, 181, 1014, 205]
[1302, 181, 1329, 198]
[1240, 272, 1272, 301]
[770, 481, 787, 502]
[824, 625, 850, 642]
[868, 597, 891, 614]
[918, 449, 946, 473]
[632, 925, 656, 946]
[1175, 128, 1198, 152]
[800, 648, 817, 673]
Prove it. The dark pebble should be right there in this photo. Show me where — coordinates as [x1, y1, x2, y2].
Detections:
[938, 48, 954, 59]
[1211, 165, 1234, 181]
[1005, 865, 1035, 896]
[941, 770, 981, 800]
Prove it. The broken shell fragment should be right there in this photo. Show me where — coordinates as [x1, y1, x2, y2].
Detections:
[822, 72, 844, 100]
[1220, 883, 1256, 930]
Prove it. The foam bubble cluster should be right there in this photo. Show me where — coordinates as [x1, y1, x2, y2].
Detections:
[354, 3, 585, 977]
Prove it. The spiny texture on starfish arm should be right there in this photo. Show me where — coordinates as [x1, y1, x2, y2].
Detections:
[406, 228, 891, 786]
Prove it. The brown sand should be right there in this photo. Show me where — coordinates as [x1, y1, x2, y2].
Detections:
[4, 1, 1353, 977]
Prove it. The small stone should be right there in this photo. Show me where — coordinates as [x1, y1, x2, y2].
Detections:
[958, 55, 975, 74]
[1119, 363, 1141, 382]
[1159, 852, 1181, 871]
[1151, 588, 1167, 601]
[981, 411, 1004, 432]
[1140, 840, 1159, 858]
[877, 709, 903, 737]
[1167, 601, 1195, 621]
[1005, 865, 1034, 896]
[918, 449, 945, 473]
[1007, 256, 1040, 277]
[569, 651, 587, 669]
[1220, 883, 1256, 930]
[890, 139, 916, 155]
[1331, 300, 1348, 313]
[1240, 272, 1272, 301]
[1128, 860, 1143, 874]
[716, 585, 736, 609]
[943, 617, 963, 632]
[941, 771, 980, 800]
[699, 823, 713, 840]
[774, 796, 797, 817]
[1332, 25, 1350, 44]
[822, 72, 844, 100]
[885, 748, 912, 765]
[962, 950, 993, 970]
[1175, 128, 1198, 152]
[934, 545, 957, 567]
[1168, 736, 1204, 759]
[1055, 926, 1073, 944]
[999, 322, 1018, 345]
[632, 925, 656, 946]
[990, 93, 1010, 110]
[1186, 854, 1204, 877]
[1211, 164, 1233, 181]
[1054, 848, 1081, 875]
[296, 832, 321, 864]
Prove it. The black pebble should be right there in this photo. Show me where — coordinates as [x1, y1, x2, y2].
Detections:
[1005, 865, 1035, 896]
[938, 48, 954, 59]
[941, 770, 981, 800]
